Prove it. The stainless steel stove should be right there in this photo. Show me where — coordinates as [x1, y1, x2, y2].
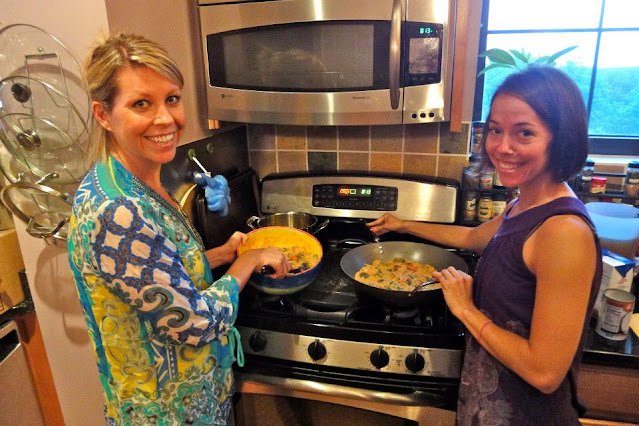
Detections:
[194, 170, 473, 424]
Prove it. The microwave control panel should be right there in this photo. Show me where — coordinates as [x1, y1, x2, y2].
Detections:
[404, 22, 444, 86]
[312, 184, 398, 211]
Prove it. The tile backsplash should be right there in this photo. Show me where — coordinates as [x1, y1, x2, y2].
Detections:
[247, 122, 471, 183]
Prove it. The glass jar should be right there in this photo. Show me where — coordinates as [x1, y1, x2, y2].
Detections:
[477, 193, 493, 223]
[491, 192, 507, 218]
[590, 176, 607, 194]
[625, 161, 639, 197]
[480, 168, 494, 189]
[579, 159, 595, 192]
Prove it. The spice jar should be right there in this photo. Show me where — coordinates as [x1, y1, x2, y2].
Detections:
[625, 161, 639, 197]
[463, 191, 478, 222]
[480, 168, 494, 189]
[579, 159, 595, 192]
[590, 176, 607, 194]
[477, 193, 493, 223]
[492, 192, 507, 218]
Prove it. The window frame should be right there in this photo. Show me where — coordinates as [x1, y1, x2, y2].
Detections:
[472, 0, 639, 156]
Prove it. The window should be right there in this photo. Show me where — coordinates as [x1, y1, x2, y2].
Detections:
[473, 0, 639, 156]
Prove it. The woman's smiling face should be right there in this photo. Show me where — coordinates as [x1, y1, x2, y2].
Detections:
[92, 65, 185, 176]
[485, 93, 554, 190]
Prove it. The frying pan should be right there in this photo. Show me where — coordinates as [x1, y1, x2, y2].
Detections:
[340, 241, 469, 308]
[237, 226, 323, 295]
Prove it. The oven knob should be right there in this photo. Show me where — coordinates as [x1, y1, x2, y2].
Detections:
[405, 350, 425, 373]
[370, 346, 389, 369]
[248, 331, 267, 352]
[308, 339, 326, 361]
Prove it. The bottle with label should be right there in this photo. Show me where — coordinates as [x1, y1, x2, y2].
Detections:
[579, 159, 595, 192]
[477, 193, 493, 223]
[492, 192, 507, 218]
[463, 155, 480, 189]
[464, 190, 478, 222]
[625, 161, 639, 197]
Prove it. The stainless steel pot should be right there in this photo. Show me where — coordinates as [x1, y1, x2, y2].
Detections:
[247, 211, 329, 234]
[340, 242, 469, 308]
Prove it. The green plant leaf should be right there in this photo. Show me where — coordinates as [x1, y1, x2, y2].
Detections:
[477, 62, 519, 77]
[510, 50, 532, 64]
[546, 45, 578, 63]
[479, 48, 518, 66]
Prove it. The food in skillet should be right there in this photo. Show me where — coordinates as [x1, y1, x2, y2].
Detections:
[355, 257, 440, 291]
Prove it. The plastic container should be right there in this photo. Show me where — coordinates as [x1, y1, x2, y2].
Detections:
[586, 202, 639, 261]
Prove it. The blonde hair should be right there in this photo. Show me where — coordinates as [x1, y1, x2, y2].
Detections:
[83, 33, 184, 164]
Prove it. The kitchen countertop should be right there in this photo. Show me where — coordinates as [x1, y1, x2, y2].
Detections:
[582, 321, 639, 369]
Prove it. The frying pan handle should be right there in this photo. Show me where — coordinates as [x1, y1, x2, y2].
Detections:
[260, 265, 276, 275]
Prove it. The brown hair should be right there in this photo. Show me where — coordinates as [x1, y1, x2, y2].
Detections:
[83, 33, 184, 163]
[475, 65, 588, 182]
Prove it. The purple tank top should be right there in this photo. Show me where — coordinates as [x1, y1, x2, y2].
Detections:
[456, 196, 602, 426]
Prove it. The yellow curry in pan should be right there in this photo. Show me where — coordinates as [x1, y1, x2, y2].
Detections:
[355, 257, 441, 291]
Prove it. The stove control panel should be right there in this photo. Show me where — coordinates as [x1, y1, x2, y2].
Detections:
[260, 173, 459, 222]
[238, 326, 462, 379]
[312, 184, 398, 211]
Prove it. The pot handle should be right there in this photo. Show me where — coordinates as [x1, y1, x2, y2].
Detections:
[312, 218, 330, 235]
[246, 216, 260, 230]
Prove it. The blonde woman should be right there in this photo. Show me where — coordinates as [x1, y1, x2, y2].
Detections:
[68, 33, 290, 425]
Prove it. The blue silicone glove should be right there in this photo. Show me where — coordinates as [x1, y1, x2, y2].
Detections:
[193, 172, 231, 216]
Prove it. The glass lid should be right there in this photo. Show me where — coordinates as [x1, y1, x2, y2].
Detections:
[0, 24, 91, 184]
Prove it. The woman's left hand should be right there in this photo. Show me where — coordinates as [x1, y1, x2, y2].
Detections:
[205, 232, 247, 268]
[433, 267, 474, 319]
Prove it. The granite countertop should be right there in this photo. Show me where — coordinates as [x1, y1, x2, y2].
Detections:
[582, 320, 639, 369]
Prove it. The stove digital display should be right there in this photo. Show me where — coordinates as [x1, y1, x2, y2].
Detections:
[337, 186, 372, 197]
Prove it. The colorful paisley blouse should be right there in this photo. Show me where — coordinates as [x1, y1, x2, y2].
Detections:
[67, 156, 242, 425]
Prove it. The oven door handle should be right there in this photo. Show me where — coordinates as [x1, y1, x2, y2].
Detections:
[237, 372, 450, 407]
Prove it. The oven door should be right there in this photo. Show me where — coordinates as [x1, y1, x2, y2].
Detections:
[234, 356, 458, 425]
[198, 0, 403, 126]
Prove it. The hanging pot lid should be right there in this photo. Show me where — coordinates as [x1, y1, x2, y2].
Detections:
[0, 23, 89, 123]
[0, 73, 90, 184]
[0, 172, 73, 244]
[0, 24, 91, 186]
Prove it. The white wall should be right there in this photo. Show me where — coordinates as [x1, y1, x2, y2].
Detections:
[2, 2, 108, 425]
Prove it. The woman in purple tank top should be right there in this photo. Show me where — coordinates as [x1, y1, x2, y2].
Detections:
[368, 66, 602, 425]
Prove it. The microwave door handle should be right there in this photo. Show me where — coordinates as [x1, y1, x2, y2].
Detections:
[389, 0, 402, 110]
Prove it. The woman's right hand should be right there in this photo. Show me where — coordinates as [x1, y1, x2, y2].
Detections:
[252, 247, 291, 279]
[367, 213, 404, 236]
[228, 247, 291, 289]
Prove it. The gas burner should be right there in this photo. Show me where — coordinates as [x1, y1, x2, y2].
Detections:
[390, 307, 420, 319]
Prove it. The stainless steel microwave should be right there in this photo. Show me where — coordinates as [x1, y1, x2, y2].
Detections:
[198, 0, 457, 126]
